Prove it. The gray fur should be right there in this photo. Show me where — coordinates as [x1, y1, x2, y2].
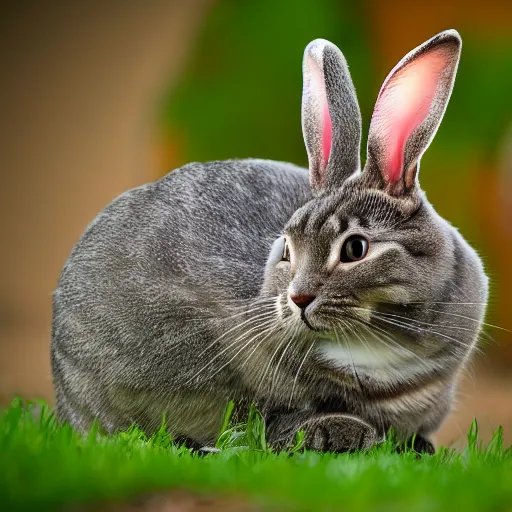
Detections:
[52, 30, 487, 453]
[302, 39, 361, 192]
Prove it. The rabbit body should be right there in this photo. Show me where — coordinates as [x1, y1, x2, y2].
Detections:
[52, 159, 314, 442]
[52, 30, 488, 452]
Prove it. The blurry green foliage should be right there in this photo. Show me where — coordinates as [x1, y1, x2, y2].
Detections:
[428, 33, 512, 164]
[159, 4, 512, 175]
[159, 0, 374, 167]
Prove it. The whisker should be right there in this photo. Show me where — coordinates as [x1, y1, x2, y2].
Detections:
[270, 334, 296, 395]
[215, 296, 277, 306]
[255, 320, 295, 399]
[424, 308, 509, 332]
[181, 297, 277, 323]
[361, 309, 477, 334]
[186, 317, 276, 384]
[197, 310, 274, 359]
[349, 322, 384, 361]
[354, 317, 433, 368]
[218, 302, 277, 322]
[205, 326, 275, 382]
[369, 313, 479, 355]
[288, 340, 315, 408]
[334, 323, 362, 389]
[239, 328, 276, 370]
[354, 305, 497, 346]
[408, 301, 488, 306]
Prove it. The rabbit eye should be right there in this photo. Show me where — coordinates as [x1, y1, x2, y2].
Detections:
[341, 235, 369, 262]
[281, 240, 290, 262]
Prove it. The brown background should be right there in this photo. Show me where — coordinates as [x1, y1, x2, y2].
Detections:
[0, 0, 510, 448]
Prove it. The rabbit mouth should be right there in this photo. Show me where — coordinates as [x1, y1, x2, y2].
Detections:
[296, 301, 365, 332]
[300, 310, 319, 331]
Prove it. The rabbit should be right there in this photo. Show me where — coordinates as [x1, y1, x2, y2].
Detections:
[51, 29, 488, 454]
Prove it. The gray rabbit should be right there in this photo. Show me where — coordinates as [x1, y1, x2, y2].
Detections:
[51, 29, 488, 453]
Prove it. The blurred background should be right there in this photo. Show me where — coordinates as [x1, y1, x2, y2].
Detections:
[0, 0, 510, 447]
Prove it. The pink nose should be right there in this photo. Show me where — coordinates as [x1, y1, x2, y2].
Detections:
[290, 294, 316, 310]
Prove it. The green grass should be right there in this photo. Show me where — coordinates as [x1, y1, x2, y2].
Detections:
[1, 399, 511, 511]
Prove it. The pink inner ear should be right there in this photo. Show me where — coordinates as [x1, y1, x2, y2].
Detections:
[322, 99, 332, 168]
[373, 48, 449, 183]
[309, 55, 332, 172]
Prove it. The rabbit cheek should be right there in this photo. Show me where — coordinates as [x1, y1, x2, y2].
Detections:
[359, 284, 412, 306]
[276, 293, 294, 322]
[261, 261, 291, 298]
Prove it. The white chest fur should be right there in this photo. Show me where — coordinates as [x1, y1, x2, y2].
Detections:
[316, 338, 430, 385]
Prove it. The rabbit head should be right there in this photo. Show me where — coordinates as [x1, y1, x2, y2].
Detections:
[262, 30, 487, 368]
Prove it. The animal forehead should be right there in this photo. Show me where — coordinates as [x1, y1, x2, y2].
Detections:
[285, 188, 403, 237]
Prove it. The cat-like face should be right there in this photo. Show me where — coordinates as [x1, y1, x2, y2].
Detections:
[264, 183, 451, 334]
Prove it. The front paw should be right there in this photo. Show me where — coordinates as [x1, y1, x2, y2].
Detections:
[299, 414, 381, 453]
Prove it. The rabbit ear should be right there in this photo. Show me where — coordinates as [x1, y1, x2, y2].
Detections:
[364, 30, 461, 196]
[302, 39, 362, 194]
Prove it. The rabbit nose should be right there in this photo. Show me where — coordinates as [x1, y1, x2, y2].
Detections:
[290, 294, 316, 310]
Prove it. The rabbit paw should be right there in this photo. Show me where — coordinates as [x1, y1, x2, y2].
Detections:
[299, 414, 381, 453]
